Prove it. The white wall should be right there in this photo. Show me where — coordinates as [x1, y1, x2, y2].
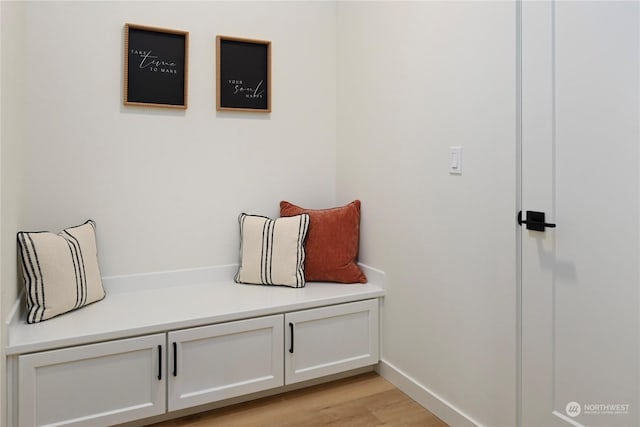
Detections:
[19, 1, 337, 276]
[1, 1, 28, 423]
[336, 2, 517, 426]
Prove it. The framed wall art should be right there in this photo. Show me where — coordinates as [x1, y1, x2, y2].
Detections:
[124, 24, 189, 109]
[216, 36, 271, 113]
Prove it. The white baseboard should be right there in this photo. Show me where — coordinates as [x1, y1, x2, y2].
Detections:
[376, 359, 482, 427]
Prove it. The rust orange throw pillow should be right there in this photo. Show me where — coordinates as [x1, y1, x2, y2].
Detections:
[280, 200, 367, 283]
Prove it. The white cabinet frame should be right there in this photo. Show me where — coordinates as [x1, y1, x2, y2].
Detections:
[16, 300, 380, 427]
[8, 266, 385, 427]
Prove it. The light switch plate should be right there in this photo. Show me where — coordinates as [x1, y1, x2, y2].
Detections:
[449, 146, 462, 175]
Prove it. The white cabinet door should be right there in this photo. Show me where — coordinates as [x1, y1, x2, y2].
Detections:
[285, 299, 379, 384]
[167, 315, 284, 411]
[18, 334, 166, 427]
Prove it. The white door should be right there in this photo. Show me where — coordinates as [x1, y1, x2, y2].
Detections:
[284, 299, 379, 385]
[18, 334, 166, 427]
[521, 1, 639, 427]
[167, 315, 284, 411]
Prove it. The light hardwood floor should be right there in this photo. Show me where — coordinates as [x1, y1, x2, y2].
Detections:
[150, 372, 448, 427]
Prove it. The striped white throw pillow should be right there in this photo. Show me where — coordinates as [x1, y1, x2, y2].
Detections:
[235, 213, 310, 288]
[17, 220, 106, 324]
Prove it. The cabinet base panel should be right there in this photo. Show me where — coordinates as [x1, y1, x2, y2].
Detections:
[120, 365, 375, 427]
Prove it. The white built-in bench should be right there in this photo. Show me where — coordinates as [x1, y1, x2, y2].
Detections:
[6, 264, 385, 427]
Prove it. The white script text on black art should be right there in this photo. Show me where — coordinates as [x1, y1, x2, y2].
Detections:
[131, 50, 177, 74]
[230, 79, 264, 99]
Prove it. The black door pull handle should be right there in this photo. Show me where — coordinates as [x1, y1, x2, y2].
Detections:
[289, 322, 294, 354]
[173, 342, 177, 377]
[518, 211, 556, 232]
[157, 345, 162, 381]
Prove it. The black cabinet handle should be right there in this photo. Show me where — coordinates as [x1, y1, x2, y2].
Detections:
[173, 342, 177, 377]
[289, 322, 294, 354]
[157, 345, 162, 381]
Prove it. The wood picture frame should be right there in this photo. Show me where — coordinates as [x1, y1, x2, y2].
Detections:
[216, 36, 271, 113]
[124, 24, 189, 109]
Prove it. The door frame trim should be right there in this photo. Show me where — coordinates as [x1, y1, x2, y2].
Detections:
[515, 2, 523, 427]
